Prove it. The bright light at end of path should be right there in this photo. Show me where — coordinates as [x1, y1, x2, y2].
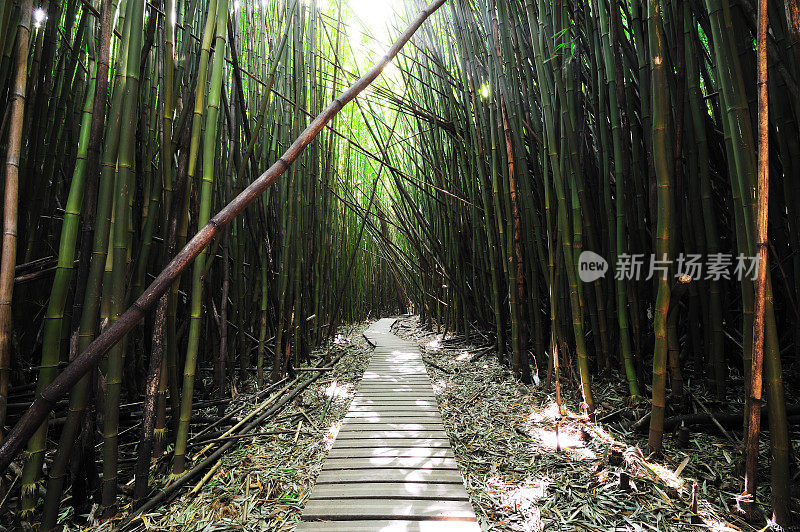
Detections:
[33, 8, 47, 28]
[479, 81, 491, 99]
[348, 0, 396, 34]
[346, 0, 401, 60]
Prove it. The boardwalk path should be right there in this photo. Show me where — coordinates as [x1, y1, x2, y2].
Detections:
[298, 318, 480, 531]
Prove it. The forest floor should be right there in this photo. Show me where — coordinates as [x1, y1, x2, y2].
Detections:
[391, 315, 771, 532]
[125, 316, 795, 531]
[124, 322, 374, 532]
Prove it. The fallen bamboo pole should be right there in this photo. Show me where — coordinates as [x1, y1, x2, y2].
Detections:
[188, 377, 288, 442]
[0, 0, 447, 474]
[191, 376, 301, 461]
[119, 351, 346, 528]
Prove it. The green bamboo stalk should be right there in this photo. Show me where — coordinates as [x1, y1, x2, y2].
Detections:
[21, 0, 133, 512]
[173, 0, 228, 476]
[101, 0, 144, 514]
[40, 52, 97, 532]
[647, 0, 672, 454]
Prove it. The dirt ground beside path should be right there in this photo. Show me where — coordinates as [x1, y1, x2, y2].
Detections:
[392, 315, 758, 532]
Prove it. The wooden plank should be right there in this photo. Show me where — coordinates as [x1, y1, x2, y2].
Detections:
[366, 359, 424, 362]
[355, 391, 435, 394]
[367, 361, 414, 364]
[352, 397, 437, 403]
[342, 414, 442, 421]
[359, 382, 432, 386]
[343, 417, 443, 424]
[363, 372, 426, 376]
[353, 396, 439, 402]
[342, 417, 443, 423]
[363, 372, 427, 376]
[338, 423, 446, 432]
[346, 406, 441, 413]
[353, 396, 437, 401]
[347, 410, 439, 417]
[361, 371, 424, 374]
[357, 380, 430, 384]
[347, 405, 440, 412]
[365, 365, 425, 370]
[367, 359, 420, 361]
[337, 425, 447, 439]
[301, 499, 477, 521]
[314, 468, 465, 484]
[326, 438, 452, 449]
[349, 405, 439, 411]
[350, 401, 437, 405]
[368, 354, 422, 357]
[296, 521, 481, 532]
[321, 456, 459, 470]
[367, 358, 423, 360]
[342, 414, 442, 429]
[335, 429, 450, 439]
[361, 377, 431, 382]
[363, 366, 425, 369]
[367, 355, 422, 358]
[350, 401, 438, 406]
[327, 447, 454, 459]
[355, 389, 436, 394]
[342, 417, 443, 424]
[356, 383, 431, 387]
[355, 383, 429, 387]
[361, 373, 430, 380]
[354, 387, 429, 392]
[358, 377, 428, 380]
[367, 358, 423, 361]
[360, 382, 432, 386]
[364, 371, 426, 374]
[308, 482, 468, 500]
[345, 411, 442, 418]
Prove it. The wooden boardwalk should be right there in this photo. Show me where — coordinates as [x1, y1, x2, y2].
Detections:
[297, 318, 480, 531]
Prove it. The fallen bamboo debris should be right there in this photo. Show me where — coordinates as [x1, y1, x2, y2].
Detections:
[392, 316, 761, 532]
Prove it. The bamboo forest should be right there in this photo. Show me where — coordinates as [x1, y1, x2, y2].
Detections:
[0, 0, 798, 528]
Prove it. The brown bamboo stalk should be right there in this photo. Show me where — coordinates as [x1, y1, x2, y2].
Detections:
[743, 0, 769, 518]
[0, 0, 32, 441]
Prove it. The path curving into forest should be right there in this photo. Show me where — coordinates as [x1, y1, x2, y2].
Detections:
[297, 318, 480, 531]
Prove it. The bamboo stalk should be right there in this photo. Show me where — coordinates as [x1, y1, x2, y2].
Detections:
[0, 0, 32, 445]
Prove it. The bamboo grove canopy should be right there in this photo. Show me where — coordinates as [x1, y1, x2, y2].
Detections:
[0, 0, 798, 527]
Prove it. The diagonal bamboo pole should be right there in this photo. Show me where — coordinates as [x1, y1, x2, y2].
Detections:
[0, 0, 448, 475]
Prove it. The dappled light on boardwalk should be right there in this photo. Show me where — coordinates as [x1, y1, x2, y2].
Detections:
[298, 318, 480, 530]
